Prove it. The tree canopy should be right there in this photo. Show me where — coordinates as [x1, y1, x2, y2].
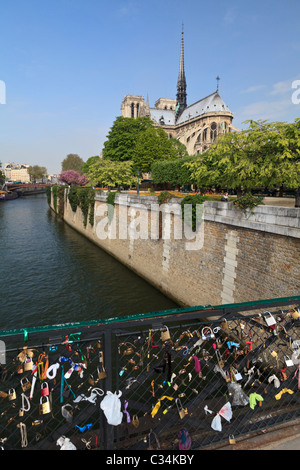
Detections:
[186, 118, 300, 205]
[27, 165, 48, 181]
[101, 116, 188, 174]
[132, 126, 181, 173]
[86, 159, 136, 188]
[62, 154, 84, 172]
[151, 156, 197, 186]
[80, 156, 101, 175]
[102, 116, 153, 162]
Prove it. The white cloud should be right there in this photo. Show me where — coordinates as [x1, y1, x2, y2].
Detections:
[269, 79, 294, 96]
[241, 84, 266, 94]
[239, 98, 292, 120]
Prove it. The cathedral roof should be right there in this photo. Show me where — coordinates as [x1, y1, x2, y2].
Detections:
[176, 91, 233, 124]
[149, 108, 176, 126]
[149, 91, 233, 127]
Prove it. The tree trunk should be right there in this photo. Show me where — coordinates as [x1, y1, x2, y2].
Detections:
[295, 188, 300, 208]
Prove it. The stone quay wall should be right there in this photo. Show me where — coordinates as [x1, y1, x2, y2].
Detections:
[51, 191, 300, 307]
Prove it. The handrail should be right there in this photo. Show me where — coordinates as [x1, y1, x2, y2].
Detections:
[0, 295, 299, 339]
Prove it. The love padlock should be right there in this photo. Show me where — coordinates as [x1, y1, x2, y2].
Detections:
[41, 382, 49, 397]
[264, 311, 276, 327]
[20, 377, 31, 392]
[39, 396, 51, 415]
[24, 356, 33, 371]
[8, 388, 17, 401]
[161, 325, 171, 342]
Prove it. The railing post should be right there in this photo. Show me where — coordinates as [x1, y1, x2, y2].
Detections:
[103, 328, 114, 450]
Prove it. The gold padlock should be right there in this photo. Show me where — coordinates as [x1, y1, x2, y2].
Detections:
[176, 398, 188, 419]
[19, 408, 25, 417]
[8, 389, 17, 401]
[290, 308, 300, 320]
[39, 396, 51, 415]
[21, 377, 31, 392]
[97, 351, 107, 379]
[88, 374, 95, 386]
[161, 326, 171, 342]
[229, 435, 236, 445]
[24, 357, 33, 371]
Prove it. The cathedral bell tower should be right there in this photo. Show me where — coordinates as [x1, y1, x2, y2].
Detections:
[175, 26, 187, 120]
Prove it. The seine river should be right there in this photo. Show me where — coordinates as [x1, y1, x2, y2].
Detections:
[0, 194, 177, 331]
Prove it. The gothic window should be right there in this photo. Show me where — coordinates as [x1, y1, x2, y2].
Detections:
[210, 122, 217, 141]
[203, 128, 207, 142]
[131, 103, 135, 118]
[136, 103, 139, 117]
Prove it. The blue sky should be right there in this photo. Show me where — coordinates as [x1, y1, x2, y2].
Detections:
[1, 0, 300, 174]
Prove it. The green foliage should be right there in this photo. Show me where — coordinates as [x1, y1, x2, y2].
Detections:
[151, 156, 196, 186]
[101, 116, 188, 175]
[186, 118, 300, 207]
[87, 159, 136, 188]
[77, 187, 96, 227]
[68, 186, 95, 226]
[62, 154, 84, 173]
[45, 186, 51, 205]
[233, 193, 264, 216]
[102, 116, 153, 162]
[106, 191, 120, 223]
[181, 194, 206, 231]
[28, 165, 48, 181]
[132, 127, 180, 173]
[57, 186, 65, 217]
[52, 185, 58, 212]
[80, 156, 101, 175]
[68, 186, 80, 212]
[157, 191, 174, 205]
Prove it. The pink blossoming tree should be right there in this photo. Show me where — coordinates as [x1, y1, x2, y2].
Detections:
[59, 170, 88, 186]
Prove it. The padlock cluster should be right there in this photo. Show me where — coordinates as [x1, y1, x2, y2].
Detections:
[1, 305, 300, 450]
[0, 334, 107, 449]
[115, 306, 300, 449]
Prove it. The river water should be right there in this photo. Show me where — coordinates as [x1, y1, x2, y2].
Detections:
[0, 195, 177, 331]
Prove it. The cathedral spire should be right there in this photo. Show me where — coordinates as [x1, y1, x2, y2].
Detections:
[176, 24, 187, 119]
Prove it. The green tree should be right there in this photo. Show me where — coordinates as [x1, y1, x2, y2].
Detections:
[133, 126, 179, 173]
[151, 156, 196, 187]
[187, 118, 300, 206]
[61, 154, 84, 172]
[87, 159, 136, 188]
[27, 165, 48, 182]
[102, 116, 153, 162]
[81, 156, 101, 175]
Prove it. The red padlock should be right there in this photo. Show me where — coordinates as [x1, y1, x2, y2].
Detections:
[41, 382, 49, 397]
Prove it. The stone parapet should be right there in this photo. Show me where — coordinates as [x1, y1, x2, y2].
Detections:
[204, 201, 300, 238]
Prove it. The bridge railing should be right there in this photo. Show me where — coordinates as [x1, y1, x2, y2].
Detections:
[0, 295, 300, 450]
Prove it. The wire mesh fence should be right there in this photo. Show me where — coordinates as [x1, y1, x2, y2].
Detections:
[0, 297, 300, 450]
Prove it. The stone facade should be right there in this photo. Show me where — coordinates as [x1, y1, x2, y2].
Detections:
[51, 192, 300, 308]
[120, 30, 239, 156]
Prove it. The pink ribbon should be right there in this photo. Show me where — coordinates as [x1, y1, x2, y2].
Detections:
[293, 365, 300, 389]
[193, 355, 201, 373]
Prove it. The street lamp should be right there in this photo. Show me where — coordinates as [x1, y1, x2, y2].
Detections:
[137, 170, 140, 196]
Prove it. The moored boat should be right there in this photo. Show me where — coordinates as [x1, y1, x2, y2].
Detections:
[0, 190, 18, 200]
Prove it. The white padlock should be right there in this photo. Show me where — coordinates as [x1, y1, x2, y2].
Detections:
[285, 355, 294, 367]
[264, 311, 276, 327]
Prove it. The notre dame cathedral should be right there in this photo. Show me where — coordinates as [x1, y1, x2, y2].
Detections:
[121, 29, 239, 155]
